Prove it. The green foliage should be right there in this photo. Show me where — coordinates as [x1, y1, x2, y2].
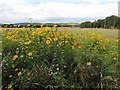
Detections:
[2, 27, 119, 89]
[80, 15, 120, 29]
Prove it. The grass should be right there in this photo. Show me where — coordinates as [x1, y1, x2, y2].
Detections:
[1, 27, 119, 89]
[57, 27, 118, 39]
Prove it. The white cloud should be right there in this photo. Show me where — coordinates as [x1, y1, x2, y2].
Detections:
[106, 0, 119, 2]
[0, 0, 118, 23]
[81, 0, 101, 3]
[81, 0, 119, 3]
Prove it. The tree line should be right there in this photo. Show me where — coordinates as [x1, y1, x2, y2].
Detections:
[80, 15, 120, 29]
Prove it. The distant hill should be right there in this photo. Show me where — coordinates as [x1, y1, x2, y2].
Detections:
[12, 23, 79, 25]
[14, 23, 31, 25]
[1, 22, 80, 28]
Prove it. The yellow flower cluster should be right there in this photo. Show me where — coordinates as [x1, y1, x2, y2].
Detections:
[46, 40, 51, 44]
[12, 55, 18, 60]
[25, 40, 32, 45]
[45, 27, 52, 30]
[18, 72, 22, 76]
[53, 25, 57, 27]
[28, 52, 32, 56]
[87, 62, 92, 66]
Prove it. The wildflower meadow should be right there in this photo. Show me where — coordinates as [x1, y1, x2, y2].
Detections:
[1, 25, 120, 89]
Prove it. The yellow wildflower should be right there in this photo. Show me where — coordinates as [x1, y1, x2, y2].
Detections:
[27, 24, 31, 27]
[45, 27, 51, 30]
[21, 27, 25, 30]
[8, 85, 12, 89]
[28, 78, 31, 80]
[12, 65, 15, 68]
[25, 40, 32, 45]
[113, 57, 117, 60]
[20, 55, 24, 57]
[9, 75, 12, 78]
[91, 32, 96, 36]
[27, 73, 30, 75]
[12, 55, 18, 60]
[71, 46, 75, 49]
[18, 24, 21, 27]
[16, 48, 19, 50]
[47, 37, 52, 41]
[14, 25, 17, 27]
[32, 31, 36, 36]
[115, 40, 119, 42]
[18, 72, 22, 76]
[53, 25, 57, 27]
[8, 32, 12, 35]
[4, 25, 7, 27]
[1, 33, 4, 36]
[53, 38, 58, 41]
[40, 24, 44, 27]
[65, 41, 68, 43]
[28, 52, 32, 56]
[6, 36, 12, 39]
[46, 40, 50, 44]
[105, 38, 109, 41]
[15, 68, 18, 71]
[0, 41, 2, 43]
[14, 55, 18, 58]
[16, 31, 19, 34]
[87, 62, 92, 66]
[59, 42, 62, 45]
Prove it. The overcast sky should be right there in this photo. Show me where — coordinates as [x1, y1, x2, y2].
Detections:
[0, 0, 119, 24]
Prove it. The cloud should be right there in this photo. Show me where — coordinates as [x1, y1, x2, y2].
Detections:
[0, 0, 118, 23]
[81, 0, 101, 3]
[81, 0, 119, 3]
[106, 0, 119, 2]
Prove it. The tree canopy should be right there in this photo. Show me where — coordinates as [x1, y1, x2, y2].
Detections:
[80, 15, 120, 29]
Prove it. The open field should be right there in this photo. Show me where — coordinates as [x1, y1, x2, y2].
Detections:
[2, 27, 118, 39]
[1, 27, 119, 89]
[57, 27, 118, 39]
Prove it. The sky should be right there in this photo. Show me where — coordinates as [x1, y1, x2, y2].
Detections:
[0, 0, 119, 24]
